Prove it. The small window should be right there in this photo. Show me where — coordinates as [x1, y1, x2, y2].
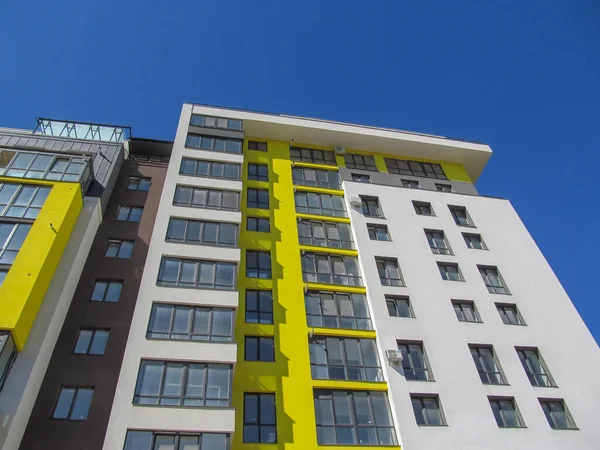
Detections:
[463, 233, 487, 250]
[489, 397, 525, 428]
[247, 188, 269, 210]
[437, 263, 463, 281]
[367, 224, 391, 241]
[179, 158, 241, 180]
[127, 176, 151, 191]
[479, 266, 509, 294]
[413, 201, 434, 216]
[173, 186, 239, 211]
[398, 341, 432, 381]
[452, 300, 481, 323]
[245, 337, 275, 362]
[386, 296, 414, 318]
[361, 196, 382, 217]
[52, 387, 94, 420]
[470, 345, 506, 385]
[376, 258, 404, 286]
[516, 348, 555, 387]
[73, 329, 109, 355]
[243, 393, 276, 443]
[411, 395, 445, 426]
[435, 183, 453, 192]
[401, 179, 419, 189]
[105, 239, 133, 259]
[248, 141, 267, 152]
[290, 147, 336, 165]
[496, 303, 525, 325]
[540, 399, 577, 430]
[305, 291, 371, 330]
[351, 173, 370, 183]
[425, 230, 451, 255]
[247, 217, 270, 232]
[248, 164, 268, 182]
[90, 280, 122, 302]
[117, 206, 143, 222]
[344, 154, 378, 171]
[245, 290, 273, 324]
[246, 250, 271, 279]
[449, 205, 474, 227]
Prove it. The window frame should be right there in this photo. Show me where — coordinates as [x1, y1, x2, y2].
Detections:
[398, 341, 433, 381]
[73, 329, 109, 355]
[351, 173, 371, 183]
[489, 397, 526, 428]
[245, 290, 273, 324]
[189, 114, 242, 131]
[516, 347, 555, 387]
[290, 147, 336, 165]
[297, 219, 354, 249]
[52, 387, 94, 421]
[127, 176, 151, 191]
[246, 250, 272, 279]
[124, 431, 230, 450]
[185, 134, 243, 154]
[452, 300, 482, 323]
[294, 191, 347, 218]
[166, 217, 238, 247]
[469, 345, 507, 385]
[425, 230, 452, 255]
[385, 158, 447, 180]
[243, 393, 277, 443]
[0, 222, 32, 265]
[344, 154, 378, 171]
[244, 336, 275, 362]
[413, 200, 434, 216]
[435, 183, 453, 192]
[173, 185, 240, 211]
[90, 279, 123, 303]
[479, 265, 509, 294]
[0, 183, 52, 220]
[247, 188, 269, 210]
[157, 257, 237, 290]
[386, 295, 415, 318]
[463, 232, 487, 250]
[179, 157, 241, 181]
[496, 303, 525, 325]
[301, 252, 363, 287]
[437, 262, 464, 282]
[116, 205, 143, 222]
[292, 167, 341, 190]
[248, 163, 268, 182]
[411, 394, 446, 426]
[401, 179, 420, 189]
[367, 223, 391, 241]
[360, 196, 382, 217]
[539, 399, 577, 430]
[248, 141, 267, 152]
[449, 205, 475, 227]
[105, 239, 134, 259]
[305, 290, 372, 330]
[247, 217, 270, 233]
[375, 257, 405, 286]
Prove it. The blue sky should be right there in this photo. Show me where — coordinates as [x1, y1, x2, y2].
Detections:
[1, 1, 599, 341]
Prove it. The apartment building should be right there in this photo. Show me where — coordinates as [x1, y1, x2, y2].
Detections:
[5, 105, 600, 450]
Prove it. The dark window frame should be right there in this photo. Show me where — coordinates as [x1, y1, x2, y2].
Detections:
[245, 290, 273, 324]
[247, 188, 269, 210]
[127, 176, 151, 191]
[351, 173, 371, 183]
[401, 179, 420, 189]
[243, 393, 277, 443]
[301, 252, 363, 287]
[247, 217, 270, 232]
[411, 394, 446, 426]
[449, 205, 475, 227]
[516, 347, 555, 387]
[386, 295, 414, 318]
[489, 397, 526, 428]
[479, 265, 509, 294]
[52, 387, 94, 421]
[435, 183, 453, 192]
[297, 219, 354, 249]
[294, 191, 347, 218]
[470, 345, 507, 385]
[189, 114, 242, 131]
[452, 300, 482, 323]
[375, 257, 405, 286]
[90, 279, 123, 303]
[360, 196, 382, 217]
[248, 163, 269, 182]
[248, 141, 267, 152]
[73, 329, 110, 355]
[292, 166, 341, 190]
[166, 217, 238, 247]
[105, 239, 134, 259]
[124, 431, 230, 450]
[539, 399, 577, 430]
[185, 134, 243, 154]
[246, 250, 272, 279]
[496, 303, 525, 325]
[398, 341, 433, 381]
[463, 232, 487, 250]
[179, 157, 241, 181]
[425, 230, 452, 255]
[305, 290, 372, 330]
[157, 257, 236, 290]
[116, 205, 143, 222]
[244, 336, 275, 362]
[385, 158, 447, 180]
[367, 223, 391, 241]
[290, 147, 336, 165]
[173, 185, 240, 211]
[344, 154, 378, 171]
[437, 262, 464, 282]
[413, 200, 434, 216]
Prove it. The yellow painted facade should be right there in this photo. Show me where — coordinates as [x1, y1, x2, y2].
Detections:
[0, 179, 82, 350]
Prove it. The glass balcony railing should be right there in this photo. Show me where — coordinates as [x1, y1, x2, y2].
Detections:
[33, 118, 131, 143]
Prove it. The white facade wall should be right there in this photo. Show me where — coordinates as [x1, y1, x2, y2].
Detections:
[344, 181, 600, 450]
[103, 104, 242, 449]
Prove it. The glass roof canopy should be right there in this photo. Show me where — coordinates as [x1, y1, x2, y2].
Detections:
[33, 118, 131, 143]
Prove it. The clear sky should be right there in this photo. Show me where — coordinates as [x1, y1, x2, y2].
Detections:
[1, 1, 599, 342]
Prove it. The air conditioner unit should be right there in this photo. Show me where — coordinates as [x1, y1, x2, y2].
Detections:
[349, 197, 362, 208]
[334, 146, 346, 155]
[386, 349, 403, 364]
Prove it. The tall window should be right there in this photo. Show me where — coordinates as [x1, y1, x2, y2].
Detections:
[185, 134, 242, 154]
[411, 395, 445, 426]
[297, 220, 354, 249]
[496, 303, 525, 325]
[0, 223, 31, 264]
[301, 253, 362, 286]
[246, 250, 272, 279]
[157, 257, 236, 290]
[375, 258, 404, 286]
[244, 393, 277, 443]
[173, 186, 239, 211]
[52, 387, 94, 420]
[0, 183, 51, 220]
[127, 176, 151, 191]
[117, 205, 143, 222]
[245, 290, 273, 324]
[247, 188, 269, 209]
[294, 192, 347, 217]
[190, 114, 242, 130]
[290, 147, 336, 165]
[134, 361, 231, 406]
[413, 200, 434, 216]
[310, 337, 382, 382]
[147, 304, 234, 342]
[479, 266, 509, 294]
[367, 224, 390, 241]
[292, 167, 340, 190]
[245, 336, 275, 362]
[124, 431, 229, 450]
[516, 348, 555, 387]
[305, 291, 371, 330]
[73, 329, 109, 355]
[425, 230, 451, 255]
[463, 233, 487, 250]
[90, 280, 122, 302]
[386, 296, 414, 318]
[449, 205, 474, 227]
[438, 263, 463, 281]
[540, 399, 577, 429]
[166, 218, 238, 247]
[248, 163, 268, 181]
[470, 345, 506, 385]
[180, 158, 241, 180]
[105, 239, 133, 259]
[489, 397, 525, 428]
[344, 154, 377, 171]
[248, 141, 267, 152]
[452, 300, 481, 323]
[314, 390, 397, 445]
[360, 197, 382, 217]
[397, 342, 432, 381]
[385, 158, 447, 179]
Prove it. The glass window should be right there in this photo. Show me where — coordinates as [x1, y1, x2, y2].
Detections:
[247, 217, 270, 232]
[435, 183, 453, 192]
[310, 337, 382, 382]
[246, 251, 271, 279]
[117, 205, 143, 222]
[360, 197, 382, 217]
[185, 134, 242, 154]
[179, 158, 241, 180]
[496, 303, 525, 325]
[0, 332, 17, 392]
[166, 218, 238, 247]
[401, 179, 419, 188]
[157, 258, 236, 290]
[452, 300, 481, 323]
[245, 290, 273, 324]
[248, 141, 267, 152]
[105, 239, 134, 259]
[398, 342, 432, 381]
[489, 397, 525, 428]
[244, 393, 277, 443]
[479, 266, 509, 294]
[52, 387, 93, 420]
[463, 233, 487, 250]
[0, 223, 32, 265]
[386, 296, 414, 318]
[411, 395, 445, 426]
[245, 336, 275, 362]
[385, 158, 447, 180]
[305, 291, 371, 330]
[540, 399, 576, 429]
[470, 346, 506, 385]
[290, 147, 336, 165]
[190, 114, 242, 131]
[517, 348, 555, 387]
[351, 173, 371, 183]
[426, 230, 451, 255]
[73, 329, 109, 355]
[248, 164, 268, 182]
[449, 205, 474, 227]
[413, 201, 434, 216]
[90, 280, 122, 302]
[247, 188, 269, 210]
[375, 258, 404, 286]
[294, 192, 346, 217]
[298, 220, 354, 249]
[302, 253, 362, 286]
[292, 167, 341, 190]
[124, 431, 229, 450]
[367, 224, 390, 241]
[127, 176, 151, 191]
[438, 263, 463, 281]
[174, 186, 239, 211]
[0, 183, 51, 219]
[344, 155, 378, 171]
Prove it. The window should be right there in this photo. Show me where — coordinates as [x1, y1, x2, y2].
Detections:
[173, 186, 239, 211]
[298, 219, 354, 249]
[496, 303, 525, 325]
[435, 183, 453, 192]
[185, 134, 242, 154]
[90, 280, 122, 302]
[305, 291, 372, 330]
[463, 233, 487, 250]
[1, 152, 89, 182]
[301, 253, 362, 286]
[0, 183, 50, 219]
[0, 223, 31, 264]
[246, 290, 273, 324]
[52, 387, 93, 420]
[376, 258, 404, 286]
[449, 205, 474, 227]
[117, 205, 143, 222]
[452, 300, 481, 323]
[147, 303, 234, 342]
[166, 218, 238, 247]
[438, 263, 463, 281]
[244, 393, 276, 443]
[247, 217, 270, 232]
[367, 224, 390, 241]
[292, 167, 341, 190]
[0, 332, 17, 392]
[344, 154, 378, 171]
[425, 230, 451, 255]
[398, 342, 432, 381]
[516, 348, 555, 387]
[73, 329, 109, 355]
[351, 173, 370, 183]
[413, 200, 434, 216]
[105, 239, 133, 259]
[385, 158, 447, 180]
[314, 390, 397, 445]
[190, 114, 242, 130]
[0, 269, 6, 288]
[247, 188, 269, 209]
[411, 395, 445, 426]
[360, 196, 382, 217]
[246, 250, 271, 279]
[310, 337, 382, 382]
[386, 296, 414, 318]
[479, 266, 509, 294]
[290, 147, 336, 165]
[294, 192, 347, 217]
[124, 431, 229, 450]
[127, 176, 151, 191]
[245, 336, 275, 362]
[134, 361, 231, 406]
[248, 141, 267, 152]
[248, 163, 268, 182]
[489, 397, 525, 428]
[401, 179, 419, 189]
[540, 399, 577, 429]
[180, 158, 241, 180]
[157, 257, 236, 290]
[470, 345, 506, 385]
